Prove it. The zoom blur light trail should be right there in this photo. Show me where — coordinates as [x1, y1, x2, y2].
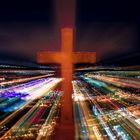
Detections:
[0, 78, 62, 138]
[72, 80, 113, 140]
[74, 69, 140, 140]
[72, 79, 136, 140]
[2, 90, 62, 140]
[0, 78, 62, 113]
[86, 74, 140, 89]
[78, 80, 117, 140]
[0, 74, 53, 87]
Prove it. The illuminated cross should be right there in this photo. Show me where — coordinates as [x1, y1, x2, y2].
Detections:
[37, 27, 96, 137]
[37, 0, 96, 139]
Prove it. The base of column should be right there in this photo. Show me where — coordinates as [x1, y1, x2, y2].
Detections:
[53, 121, 75, 140]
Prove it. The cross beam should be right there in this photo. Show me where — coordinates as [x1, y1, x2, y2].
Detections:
[37, 29, 96, 64]
[37, 52, 96, 64]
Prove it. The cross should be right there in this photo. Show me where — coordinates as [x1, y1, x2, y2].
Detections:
[37, 0, 96, 139]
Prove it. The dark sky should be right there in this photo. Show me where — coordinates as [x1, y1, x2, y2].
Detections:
[0, 0, 140, 66]
[76, 0, 140, 65]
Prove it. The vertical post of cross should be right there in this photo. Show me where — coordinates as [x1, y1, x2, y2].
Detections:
[61, 28, 73, 123]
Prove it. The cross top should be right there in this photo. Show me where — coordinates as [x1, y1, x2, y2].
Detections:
[37, 28, 96, 64]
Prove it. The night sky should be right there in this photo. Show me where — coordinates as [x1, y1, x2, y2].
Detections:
[0, 0, 140, 66]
